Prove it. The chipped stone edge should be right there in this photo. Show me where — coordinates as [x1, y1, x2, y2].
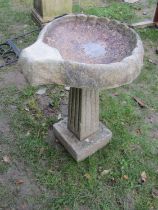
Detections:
[19, 14, 144, 89]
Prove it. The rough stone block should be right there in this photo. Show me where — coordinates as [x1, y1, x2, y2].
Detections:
[53, 118, 112, 162]
[131, 20, 154, 29]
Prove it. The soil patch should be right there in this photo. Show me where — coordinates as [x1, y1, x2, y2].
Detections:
[145, 112, 158, 124]
[0, 69, 27, 90]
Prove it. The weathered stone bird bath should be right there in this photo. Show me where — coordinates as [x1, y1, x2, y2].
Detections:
[19, 14, 144, 161]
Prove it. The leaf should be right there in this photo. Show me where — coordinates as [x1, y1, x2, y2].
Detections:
[57, 113, 62, 120]
[3, 155, 11, 163]
[84, 173, 91, 180]
[110, 177, 116, 185]
[135, 128, 142, 136]
[24, 107, 29, 112]
[65, 86, 70, 91]
[26, 131, 30, 136]
[101, 169, 111, 176]
[39, 147, 45, 155]
[112, 92, 119, 97]
[148, 59, 157, 65]
[140, 171, 147, 183]
[16, 179, 24, 185]
[152, 188, 158, 198]
[133, 96, 145, 108]
[36, 88, 47, 95]
[123, 175, 129, 180]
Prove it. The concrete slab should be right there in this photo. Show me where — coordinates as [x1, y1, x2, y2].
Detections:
[53, 118, 112, 162]
[131, 20, 154, 29]
[124, 0, 139, 3]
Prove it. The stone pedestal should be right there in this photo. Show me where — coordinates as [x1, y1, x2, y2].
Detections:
[32, 0, 72, 25]
[53, 88, 112, 161]
[68, 88, 99, 140]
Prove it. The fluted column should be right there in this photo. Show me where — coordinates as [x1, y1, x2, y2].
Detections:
[68, 88, 99, 141]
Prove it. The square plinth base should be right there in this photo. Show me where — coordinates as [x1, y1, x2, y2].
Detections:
[53, 118, 112, 162]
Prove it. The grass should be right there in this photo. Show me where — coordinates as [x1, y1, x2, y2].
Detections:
[138, 28, 158, 42]
[0, 0, 158, 209]
[74, 0, 158, 23]
[74, 2, 138, 23]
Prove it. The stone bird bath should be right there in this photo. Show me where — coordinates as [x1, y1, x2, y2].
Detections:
[19, 14, 144, 161]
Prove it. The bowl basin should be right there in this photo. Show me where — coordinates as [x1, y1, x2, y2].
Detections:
[44, 17, 135, 65]
[19, 14, 144, 89]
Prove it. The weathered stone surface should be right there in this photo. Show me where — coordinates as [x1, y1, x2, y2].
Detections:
[44, 17, 136, 65]
[68, 88, 99, 140]
[19, 14, 144, 161]
[53, 118, 112, 162]
[19, 14, 144, 89]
